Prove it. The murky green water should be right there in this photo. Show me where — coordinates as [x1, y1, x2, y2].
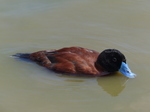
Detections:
[0, 0, 150, 112]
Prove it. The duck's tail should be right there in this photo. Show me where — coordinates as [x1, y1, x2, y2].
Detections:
[12, 53, 31, 59]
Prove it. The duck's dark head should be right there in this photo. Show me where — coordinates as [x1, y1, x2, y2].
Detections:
[96, 49, 136, 78]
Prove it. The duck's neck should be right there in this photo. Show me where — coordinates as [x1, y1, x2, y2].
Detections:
[95, 62, 110, 76]
[95, 62, 104, 71]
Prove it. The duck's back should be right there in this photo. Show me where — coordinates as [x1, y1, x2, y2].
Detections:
[30, 47, 100, 75]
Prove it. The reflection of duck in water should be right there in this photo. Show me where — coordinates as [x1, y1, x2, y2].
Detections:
[97, 73, 129, 96]
[13, 47, 136, 78]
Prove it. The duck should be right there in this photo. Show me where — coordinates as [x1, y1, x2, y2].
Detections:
[13, 46, 136, 78]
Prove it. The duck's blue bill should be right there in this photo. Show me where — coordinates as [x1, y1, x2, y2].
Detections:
[119, 62, 136, 78]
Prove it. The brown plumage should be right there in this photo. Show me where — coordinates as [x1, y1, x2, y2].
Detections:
[29, 47, 102, 76]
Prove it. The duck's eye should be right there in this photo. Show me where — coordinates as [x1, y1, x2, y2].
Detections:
[112, 57, 117, 62]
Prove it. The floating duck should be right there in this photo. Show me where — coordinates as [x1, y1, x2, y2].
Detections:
[13, 47, 136, 78]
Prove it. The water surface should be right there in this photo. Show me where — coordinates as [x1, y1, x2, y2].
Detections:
[0, 0, 150, 112]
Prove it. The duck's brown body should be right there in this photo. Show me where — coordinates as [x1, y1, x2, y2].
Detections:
[29, 47, 105, 76]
